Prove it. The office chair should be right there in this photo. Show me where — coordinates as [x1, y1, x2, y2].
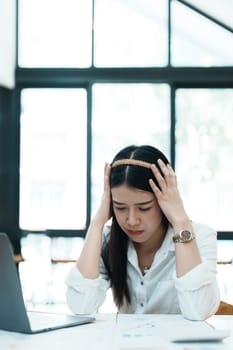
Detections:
[215, 300, 233, 315]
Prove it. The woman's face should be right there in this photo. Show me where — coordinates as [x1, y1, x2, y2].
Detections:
[111, 185, 164, 244]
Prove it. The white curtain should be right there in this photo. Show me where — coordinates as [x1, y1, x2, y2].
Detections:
[0, 0, 16, 89]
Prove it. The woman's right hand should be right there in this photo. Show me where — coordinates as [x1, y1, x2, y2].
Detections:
[77, 163, 111, 278]
[93, 162, 112, 225]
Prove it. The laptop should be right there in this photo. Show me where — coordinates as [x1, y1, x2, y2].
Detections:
[0, 232, 95, 334]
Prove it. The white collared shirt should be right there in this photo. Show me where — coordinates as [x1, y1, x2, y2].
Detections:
[65, 222, 220, 320]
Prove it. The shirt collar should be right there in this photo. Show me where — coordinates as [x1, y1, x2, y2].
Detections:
[127, 224, 175, 262]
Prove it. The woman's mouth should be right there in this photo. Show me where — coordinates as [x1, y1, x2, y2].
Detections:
[128, 230, 143, 236]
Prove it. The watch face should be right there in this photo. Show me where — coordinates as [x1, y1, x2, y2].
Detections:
[180, 230, 192, 240]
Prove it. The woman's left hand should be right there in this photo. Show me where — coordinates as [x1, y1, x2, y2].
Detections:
[149, 159, 190, 229]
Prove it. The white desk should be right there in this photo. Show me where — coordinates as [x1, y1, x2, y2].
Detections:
[0, 314, 232, 350]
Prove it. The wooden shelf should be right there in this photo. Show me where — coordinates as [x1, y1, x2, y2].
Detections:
[51, 258, 76, 264]
[217, 260, 232, 265]
[13, 254, 24, 264]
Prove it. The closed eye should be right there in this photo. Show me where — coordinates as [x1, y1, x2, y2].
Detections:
[114, 206, 126, 211]
[139, 207, 152, 211]
[113, 206, 152, 211]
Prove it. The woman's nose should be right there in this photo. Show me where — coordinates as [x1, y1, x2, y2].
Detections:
[127, 210, 139, 226]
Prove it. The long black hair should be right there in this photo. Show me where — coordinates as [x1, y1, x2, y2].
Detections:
[102, 145, 169, 309]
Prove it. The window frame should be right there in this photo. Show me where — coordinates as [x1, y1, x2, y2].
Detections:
[12, 0, 233, 240]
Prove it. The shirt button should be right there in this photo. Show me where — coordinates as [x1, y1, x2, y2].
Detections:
[140, 303, 144, 307]
[140, 281, 144, 285]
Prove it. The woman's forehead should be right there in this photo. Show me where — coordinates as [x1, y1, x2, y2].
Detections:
[111, 185, 154, 203]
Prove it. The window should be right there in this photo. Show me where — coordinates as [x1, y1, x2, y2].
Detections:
[171, 1, 233, 66]
[94, 0, 168, 67]
[16, 0, 233, 239]
[92, 83, 170, 212]
[18, 0, 92, 67]
[176, 88, 233, 231]
[19, 88, 87, 230]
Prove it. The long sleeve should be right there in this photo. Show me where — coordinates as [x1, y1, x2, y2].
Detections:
[65, 260, 110, 314]
[173, 222, 220, 320]
[65, 225, 111, 315]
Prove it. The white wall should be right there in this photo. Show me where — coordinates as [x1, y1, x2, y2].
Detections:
[0, 0, 16, 88]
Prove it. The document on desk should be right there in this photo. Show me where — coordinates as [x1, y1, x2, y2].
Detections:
[116, 314, 231, 349]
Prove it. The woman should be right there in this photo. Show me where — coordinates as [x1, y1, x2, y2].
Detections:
[65, 145, 220, 320]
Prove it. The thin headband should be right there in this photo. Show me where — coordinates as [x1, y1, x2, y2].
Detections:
[111, 159, 152, 169]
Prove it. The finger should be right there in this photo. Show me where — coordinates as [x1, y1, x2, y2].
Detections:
[148, 178, 161, 197]
[158, 159, 175, 174]
[104, 162, 111, 175]
[157, 159, 169, 176]
[103, 163, 111, 192]
[157, 159, 177, 187]
[151, 163, 167, 191]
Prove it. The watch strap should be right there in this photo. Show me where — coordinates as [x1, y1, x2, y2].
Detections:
[172, 229, 195, 243]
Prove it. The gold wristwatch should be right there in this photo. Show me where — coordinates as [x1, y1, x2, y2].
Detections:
[173, 229, 195, 243]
